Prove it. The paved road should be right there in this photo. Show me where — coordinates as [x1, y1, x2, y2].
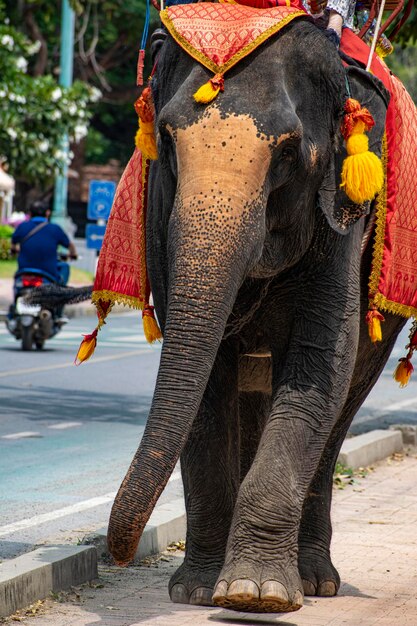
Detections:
[0, 312, 185, 560]
[351, 322, 417, 434]
[0, 311, 416, 561]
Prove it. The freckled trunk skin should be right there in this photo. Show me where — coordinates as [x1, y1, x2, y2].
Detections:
[107, 108, 273, 566]
[107, 226, 248, 566]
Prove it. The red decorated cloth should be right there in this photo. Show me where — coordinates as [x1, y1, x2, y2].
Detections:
[341, 30, 417, 318]
[160, 3, 307, 75]
[92, 149, 149, 321]
[93, 15, 417, 336]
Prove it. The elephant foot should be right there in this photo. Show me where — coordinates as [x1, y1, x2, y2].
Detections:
[298, 549, 340, 597]
[212, 563, 303, 613]
[168, 559, 221, 606]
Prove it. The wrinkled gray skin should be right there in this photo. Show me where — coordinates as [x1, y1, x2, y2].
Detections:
[107, 20, 406, 613]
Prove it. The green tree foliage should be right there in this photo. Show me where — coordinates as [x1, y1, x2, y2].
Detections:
[0, 0, 99, 185]
[3, 0, 415, 171]
[5, 0, 157, 167]
[386, 44, 417, 103]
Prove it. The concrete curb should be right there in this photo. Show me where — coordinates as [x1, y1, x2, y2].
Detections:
[337, 429, 403, 469]
[83, 498, 186, 561]
[0, 429, 406, 618]
[0, 545, 97, 619]
[0, 501, 186, 619]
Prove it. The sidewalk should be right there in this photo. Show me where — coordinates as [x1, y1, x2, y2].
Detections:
[8, 452, 417, 626]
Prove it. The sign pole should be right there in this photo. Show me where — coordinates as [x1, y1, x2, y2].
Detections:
[52, 0, 75, 230]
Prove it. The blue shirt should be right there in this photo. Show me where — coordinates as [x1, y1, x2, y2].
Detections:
[12, 218, 70, 280]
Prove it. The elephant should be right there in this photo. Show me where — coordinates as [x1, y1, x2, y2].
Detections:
[107, 18, 407, 614]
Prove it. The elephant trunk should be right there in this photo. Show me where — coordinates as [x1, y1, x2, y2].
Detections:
[108, 107, 272, 565]
[107, 186, 265, 565]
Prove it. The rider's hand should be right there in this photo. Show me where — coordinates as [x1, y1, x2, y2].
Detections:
[324, 27, 341, 48]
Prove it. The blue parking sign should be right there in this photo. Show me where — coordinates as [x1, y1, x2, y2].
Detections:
[86, 224, 106, 250]
[87, 180, 116, 221]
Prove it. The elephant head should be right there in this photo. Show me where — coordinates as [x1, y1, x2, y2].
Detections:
[107, 19, 388, 565]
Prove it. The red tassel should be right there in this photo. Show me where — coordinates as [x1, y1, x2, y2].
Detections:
[134, 87, 154, 123]
[341, 98, 375, 140]
[137, 49, 145, 87]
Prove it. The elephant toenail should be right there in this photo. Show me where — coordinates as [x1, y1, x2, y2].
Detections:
[189, 587, 213, 606]
[293, 589, 304, 608]
[170, 583, 189, 604]
[260, 580, 289, 604]
[317, 580, 337, 596]
[302, 578, 317, 596]
[227, 579, 260, 602]
[212, 580, 228, 603]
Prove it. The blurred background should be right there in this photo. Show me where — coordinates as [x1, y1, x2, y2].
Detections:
[0, 0, 415, 278]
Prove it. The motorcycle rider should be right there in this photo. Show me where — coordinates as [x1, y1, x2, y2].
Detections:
[10, 201, 78, 324]
[10, 200, 77, 286]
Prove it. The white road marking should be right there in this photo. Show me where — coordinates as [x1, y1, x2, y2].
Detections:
[113, 335, 148, 343]
[0, 473, 183, 537]
[0, 348, 153, 379]
[0, 492, 117, 537]
[52, 331, 90, 339]
[385, 397, 417, 412]
[1, 431, 42, 440]
[48, 421, 83, 430]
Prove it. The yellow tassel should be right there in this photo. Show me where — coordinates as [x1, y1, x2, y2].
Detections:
[341, 120, 384, 204]
[193, 74, 224, 104]
[142, 305, 162, 344]
[135, 120, 158, 161]
[194, 81, 220, 104]
[74, 329, 98, 365]
[365, 308, 384, 343]
[393, 356, 414, 388]
[369, 317, 382, 342]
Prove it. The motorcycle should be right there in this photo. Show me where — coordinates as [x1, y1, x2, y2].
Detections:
[1, 255, 73, 351]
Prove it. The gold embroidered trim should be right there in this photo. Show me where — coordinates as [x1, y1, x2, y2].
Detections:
[160, 8, 305, 77]
[368, 134, 417, 318]
[140, 158, 149, 303]
[92, 290, 145, 311]
[368, 133, 388, 301]
[373, 293, 417, 319]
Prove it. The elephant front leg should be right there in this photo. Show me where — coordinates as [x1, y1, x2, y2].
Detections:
[169, 341, 240, 606]
[213, 270, 361, 611]
[298, 309, 406, 597]
[213, 394, 330, 613]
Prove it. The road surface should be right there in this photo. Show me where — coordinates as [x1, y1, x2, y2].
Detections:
[0, 312, 416, 560]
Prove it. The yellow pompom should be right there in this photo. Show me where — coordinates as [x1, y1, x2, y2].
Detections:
[340, 117, 383, 204]
[341, 150, 384, 204]
[135, 120, 158, 160]
[346, 133, 368, 155]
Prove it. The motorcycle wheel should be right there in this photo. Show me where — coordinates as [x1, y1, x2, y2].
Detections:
[21, 326, 33, 351]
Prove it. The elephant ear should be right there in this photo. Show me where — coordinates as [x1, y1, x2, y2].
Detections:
[319, 66, 390, 235]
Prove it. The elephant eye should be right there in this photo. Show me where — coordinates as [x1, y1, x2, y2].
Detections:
[281, 146, 297, 161]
